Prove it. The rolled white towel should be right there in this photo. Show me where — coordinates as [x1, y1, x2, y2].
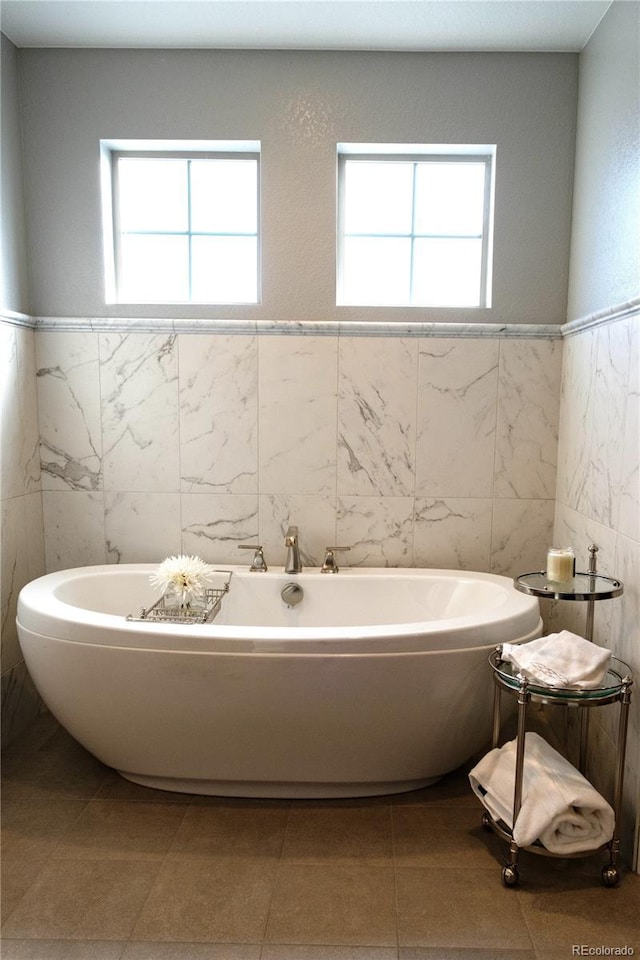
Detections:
[501, 630, 611, 689]
[469, 732, 615, 854]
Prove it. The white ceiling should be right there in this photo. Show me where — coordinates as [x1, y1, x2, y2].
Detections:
[0, 0, 612, 51]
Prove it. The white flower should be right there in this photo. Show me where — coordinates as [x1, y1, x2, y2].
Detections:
[150, 555, 214, 606]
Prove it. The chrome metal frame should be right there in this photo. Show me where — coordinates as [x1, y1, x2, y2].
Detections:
[321, 546, 351, 573]
[238, 544, 268, 572]
[126, 570, 233, 625]
[284, 525, 302, 574]
[485, 646, 633, 888]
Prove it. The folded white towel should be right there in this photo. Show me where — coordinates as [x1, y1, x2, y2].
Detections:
[469, 732, 615, 854]
[501, 630, 611, 689]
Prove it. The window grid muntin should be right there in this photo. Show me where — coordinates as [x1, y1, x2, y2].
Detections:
[337, 152, 492, 307]
[112, 150, 260, 303]
[409, 162, 418, 303]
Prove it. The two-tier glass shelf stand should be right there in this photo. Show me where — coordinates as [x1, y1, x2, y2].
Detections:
[481, 545, 632, 887]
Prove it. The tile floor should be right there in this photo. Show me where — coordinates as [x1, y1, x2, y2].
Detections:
[1, 712, 639, 960]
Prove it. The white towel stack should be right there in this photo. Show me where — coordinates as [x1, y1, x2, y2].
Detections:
[501, 630, 611, 689]
[469, 732, 615, 854]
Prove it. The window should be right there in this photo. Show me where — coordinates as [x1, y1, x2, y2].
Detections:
[101, 140, 260, 304]
[337, 144, 495, 308]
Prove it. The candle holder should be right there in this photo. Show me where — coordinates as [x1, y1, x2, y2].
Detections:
[546, 546, 575, 583]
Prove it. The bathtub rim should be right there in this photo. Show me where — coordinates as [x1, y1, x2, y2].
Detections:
[17, 562, 542, 654]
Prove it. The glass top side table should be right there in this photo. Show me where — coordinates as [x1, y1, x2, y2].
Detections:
[513, 544, 624, 773]
[488, 542, 630, 888]
[514, 543, 623, 644]
[515, 570, 623, 602]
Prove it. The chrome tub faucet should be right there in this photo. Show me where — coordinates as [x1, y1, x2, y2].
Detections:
[284, 525, 302, 574]
[321, 545, 351, 573]
[238, 543, 267, 572]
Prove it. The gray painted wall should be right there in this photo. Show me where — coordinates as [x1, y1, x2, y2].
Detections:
[1, 34, 30, 315]
[18, 48, 577, 323]
[567, 1, 640, 321]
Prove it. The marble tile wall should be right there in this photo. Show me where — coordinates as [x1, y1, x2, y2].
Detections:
[6, 315, 640, 870]
[552, 311, 640, 868]
[0, 320, 46, 747]
[34, 329, 562, 578]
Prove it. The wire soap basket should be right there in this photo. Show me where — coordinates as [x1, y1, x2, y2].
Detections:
[126, 570, 233, 625]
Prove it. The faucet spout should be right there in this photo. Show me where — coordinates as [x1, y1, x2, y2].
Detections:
[284, 525, 302, 574]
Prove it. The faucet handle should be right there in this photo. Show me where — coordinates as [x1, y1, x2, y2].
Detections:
[238, 544, 268, 572]
[321, 545, 350, 574]
[285, 525, 298, 546]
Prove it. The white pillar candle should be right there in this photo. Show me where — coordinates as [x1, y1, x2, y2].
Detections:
[547, 547, 575, 582]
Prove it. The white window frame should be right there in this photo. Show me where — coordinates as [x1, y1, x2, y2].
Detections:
[337, 143, 495, 308]
[100, 139, 261, 304]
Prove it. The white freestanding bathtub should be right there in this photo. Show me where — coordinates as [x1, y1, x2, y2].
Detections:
[17, 564, 541, 798]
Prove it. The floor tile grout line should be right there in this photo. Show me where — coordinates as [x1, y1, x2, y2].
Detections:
[259, 800, 293, 955]
[389, 801, 401, 960]
[514, 884, 544, 960]
[0, 859, 50, 935]
[161, 795, 193, 860]
[0, 793, 95, 932]
[118, 845, 177, 944]
[121, 788, 201, 942]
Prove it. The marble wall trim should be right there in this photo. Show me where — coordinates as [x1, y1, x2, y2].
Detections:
[8, 302, 639, 339]
[0, 310, 33, 328]
[27, 316, 564, 339]
[562, 296, 640, 338]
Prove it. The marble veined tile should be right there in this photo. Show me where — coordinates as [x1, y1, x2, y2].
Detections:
[336, 496, 414, 567]
[100, 334, 179, 493]
[588, 321, 630, 527]
[0, 323, 20, 498]
[20, 329, 42, 496]
[1, 492, 46, 670]
[338, 337, 417, 497]
[36, 331, 102, 492]
[490, 498, 554, 578]
[0, 488, 41, 727]
[414, 498, 492, 571]
[179, 334, 258, 494]
[181, 494, 258, 564]
[611, 535, 640, 748]
[551, 502, 618, 641]
[553, 502, 618, 578]
[1, 660, 43, 751]
[557, 317, 638, 535]
[259, 337, 338, 496]
[24, 491, 46, 582]
[494, 339, 562, 499]
[105, 492, 181, 563]
[1, 325, 40, 500]
[258, 494, 337, 569]
[42, 491, 106, 572]
[555, 328, 598, 512]
[618, 317, 639, 542]
[556, 323, 628, 528]
[416, 339, 498, 498]
[1, 497, 30, 669]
